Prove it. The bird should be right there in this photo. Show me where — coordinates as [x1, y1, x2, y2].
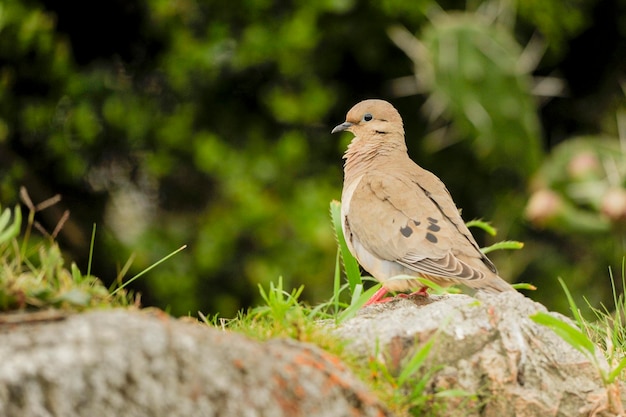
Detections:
[332, 99, 514, 305]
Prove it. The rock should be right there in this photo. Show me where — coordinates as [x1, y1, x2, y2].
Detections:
[334, 291, 618, 416]
[0, 309, 392, 417]
[1, 294, 621, 417]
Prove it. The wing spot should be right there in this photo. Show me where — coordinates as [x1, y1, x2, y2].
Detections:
[427, 224, 441, 232]
[400, 225, 413, 237]
[427, 217, 438, 223]
[413, 220, 421, 226]
[426, 232, 438, 243]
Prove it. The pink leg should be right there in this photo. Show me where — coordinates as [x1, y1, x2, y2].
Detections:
[363, 286, 430, 307]
[364, 287, 391, 306]
[395, 287, 429, 299]
[409, 287, 429, 296]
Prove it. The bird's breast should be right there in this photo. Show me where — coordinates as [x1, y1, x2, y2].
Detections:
[341, 174, 363, 216]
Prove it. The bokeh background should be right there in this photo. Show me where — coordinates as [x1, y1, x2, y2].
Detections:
[1, 0, 625, 317]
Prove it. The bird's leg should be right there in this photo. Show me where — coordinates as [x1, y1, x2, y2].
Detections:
[394, 287, 430, 299]
[409, 286, 430, 296]
[363, 286, 430, 307]
[363, 287, 392, 306]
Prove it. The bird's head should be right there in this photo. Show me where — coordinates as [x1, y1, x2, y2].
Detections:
[331, 99, 404, 137]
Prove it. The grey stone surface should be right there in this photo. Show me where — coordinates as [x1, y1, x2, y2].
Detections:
[335, 291, 617, 416]
[0, 309, 392, 417]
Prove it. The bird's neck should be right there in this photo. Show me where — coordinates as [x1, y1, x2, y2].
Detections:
[343, 133, 408, 180]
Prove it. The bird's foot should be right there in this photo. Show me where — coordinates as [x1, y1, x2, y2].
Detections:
[363, 286, 429, 306]
[408, 287, 430, 297]
[363, 287, 391, 306]
[395, 287, 429, 299]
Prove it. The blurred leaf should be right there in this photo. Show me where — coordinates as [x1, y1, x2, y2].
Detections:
[517, 0, 595, 57]
[330, 200, 361, 295]
[481, 240, 524, 254]
[393, 12, 543, 175]
[466, 219, 497, 236]
[0, 205, 21, 244]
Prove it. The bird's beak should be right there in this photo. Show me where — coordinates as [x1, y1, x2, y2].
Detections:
[331, 122, 353, 134]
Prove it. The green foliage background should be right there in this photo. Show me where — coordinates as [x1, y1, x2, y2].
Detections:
[0, 0, 624, 316]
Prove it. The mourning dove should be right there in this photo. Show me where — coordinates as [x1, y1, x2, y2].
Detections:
[332, 99, 514, 305]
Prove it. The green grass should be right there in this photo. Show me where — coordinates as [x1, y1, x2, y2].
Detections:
[0, 190, 184, 312]
[0, 199, 133, 311]
[531, 268, 626, 415]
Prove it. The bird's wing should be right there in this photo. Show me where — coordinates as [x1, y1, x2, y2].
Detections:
[346, 168, 497, 282]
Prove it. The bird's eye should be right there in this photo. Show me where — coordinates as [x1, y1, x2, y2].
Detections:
[363, 113, 373, 122]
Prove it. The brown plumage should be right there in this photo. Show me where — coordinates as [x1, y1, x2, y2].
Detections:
[332, 99, 514, 304]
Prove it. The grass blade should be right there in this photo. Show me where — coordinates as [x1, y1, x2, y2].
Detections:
[397, 336, 435, 386]
[530, 311, 597, 358]
[330, 200, 361, 294]
[0, 206, 22, 245]
[110, 245, 187, 295]
[333, 250, 341, 314]
[481, 240, 524, 254]
[337, 284, 380, 323]
[466, 219, 497, 236]
[0, 207, 11, 232]
[557, 277, 585, 328]
[607, 356, 626, 382]
[87, 223, 96, 278]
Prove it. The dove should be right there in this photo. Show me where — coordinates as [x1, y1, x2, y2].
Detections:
[332, 99, 514, 305]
